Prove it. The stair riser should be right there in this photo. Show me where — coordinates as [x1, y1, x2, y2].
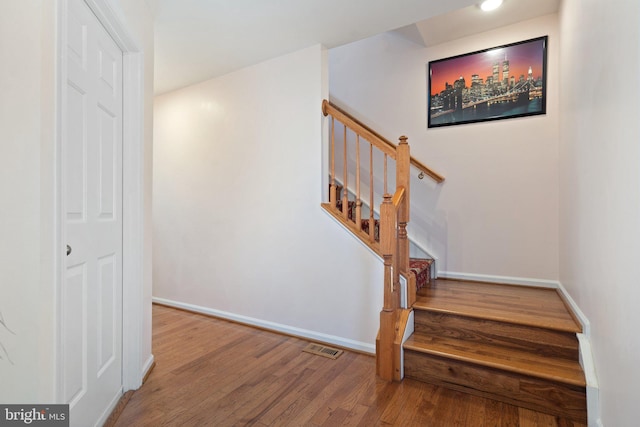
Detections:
[414, 310, 579, 360]
[404, 350, 587, 423]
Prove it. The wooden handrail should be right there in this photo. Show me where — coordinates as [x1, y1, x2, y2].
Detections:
[391, 187, 405, 207]
[323, 99, 396, 159]
[410, 157, 445, 183]
[322, 99, 445, 183]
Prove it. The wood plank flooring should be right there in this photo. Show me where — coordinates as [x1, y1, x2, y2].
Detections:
[112, 304, 586, 426]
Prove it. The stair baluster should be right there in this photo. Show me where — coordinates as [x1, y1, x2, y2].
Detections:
[329, 116, 337, 209]
[342, 124, 349, 220]
[368, 144, 375, 243]
[355, 135, 362, 230]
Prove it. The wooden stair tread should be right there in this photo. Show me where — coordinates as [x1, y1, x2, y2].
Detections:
[415, 279, 582, 333]
[404, 333, 586, 388]
[413, 309, 579, 360]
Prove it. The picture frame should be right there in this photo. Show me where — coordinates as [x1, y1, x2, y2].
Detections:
[428, 36, 548, 128]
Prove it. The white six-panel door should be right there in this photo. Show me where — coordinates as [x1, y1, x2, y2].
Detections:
[63, 1, 123, 425]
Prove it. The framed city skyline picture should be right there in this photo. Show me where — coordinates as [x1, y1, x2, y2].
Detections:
[428, 36, 548, 128]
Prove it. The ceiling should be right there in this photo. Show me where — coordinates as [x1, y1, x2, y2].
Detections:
[151, 0, 560, 95]
[409, 0, 560, 47]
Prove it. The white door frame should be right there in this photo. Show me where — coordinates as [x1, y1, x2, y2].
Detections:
[55, 0, 147, 398]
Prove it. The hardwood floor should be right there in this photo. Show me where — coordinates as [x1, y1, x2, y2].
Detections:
[113, 304, 586, 426]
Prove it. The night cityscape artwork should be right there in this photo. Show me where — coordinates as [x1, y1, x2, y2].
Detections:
[428, 36, 547, 128]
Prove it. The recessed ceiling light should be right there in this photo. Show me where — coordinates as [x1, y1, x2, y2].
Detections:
[480, 0, 503, 12]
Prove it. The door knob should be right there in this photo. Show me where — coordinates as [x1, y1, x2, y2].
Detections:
[67, 245, 72, 256]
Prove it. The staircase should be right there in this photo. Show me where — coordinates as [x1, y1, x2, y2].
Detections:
[404, 279, 587, 423]
[332, 185, 433, 291]
[320, 99, 588, 423]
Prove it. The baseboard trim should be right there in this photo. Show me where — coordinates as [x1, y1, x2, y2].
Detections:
[98, 387, 126, 427]
[152, 297, 376, 355]
[577, 334, 601, 427]
[102, 389, 133, 427]
[141, 355, 156, 384]
[556, 281, 591, 337]
[437, 271, 559, 288]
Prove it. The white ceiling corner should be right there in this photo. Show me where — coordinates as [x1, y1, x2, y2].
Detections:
[415, 0, 561, 47]
[392, 24, 428, 47]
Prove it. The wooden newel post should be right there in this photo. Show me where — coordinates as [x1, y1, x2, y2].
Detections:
[396, 136, 414, 306]
[378, 194, 396, 381]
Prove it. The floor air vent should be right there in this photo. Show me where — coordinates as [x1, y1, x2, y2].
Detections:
[303, 343, 343, 360]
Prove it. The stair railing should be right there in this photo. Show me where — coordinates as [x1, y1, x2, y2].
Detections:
[323, 100, 396, 247]
[322, 100, 443, 247]
[322, 99, 440, 381]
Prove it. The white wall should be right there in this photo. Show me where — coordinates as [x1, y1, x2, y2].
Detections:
[153, 45, 384, 351]
[559, 0, 640, 425]
[329, 15, 560, 282]
[0, 0, 56, 402]
[0, 0, 154, 402]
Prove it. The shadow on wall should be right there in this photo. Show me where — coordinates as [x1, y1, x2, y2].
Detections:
[0, 310, 15, 364]
[409, 175, 448, 267]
